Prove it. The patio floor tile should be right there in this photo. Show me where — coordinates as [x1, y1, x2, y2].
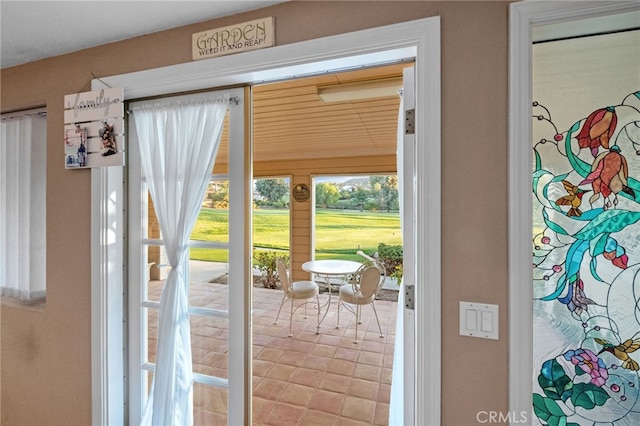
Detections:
[347, 378, 379, 400]
[290, 367, 324, 388]
[253, 378, 288, 400]
[278, 383, 316, 406]
[299, 409, 340, 425]
[341, 395, 377, 423]
[262, 402, 306, 425]
[307, 389, 345, 415]
[319, 372, 351, 394]
[151, 277, 398, 425]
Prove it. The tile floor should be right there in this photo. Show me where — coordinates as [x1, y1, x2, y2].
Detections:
[148, 277, 398, 425]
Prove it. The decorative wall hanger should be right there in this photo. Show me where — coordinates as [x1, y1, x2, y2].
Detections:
[63, 86, 125, 169]
[292, 184, 311, 202]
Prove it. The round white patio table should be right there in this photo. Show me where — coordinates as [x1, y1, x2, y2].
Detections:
[302, 259, 362, 326]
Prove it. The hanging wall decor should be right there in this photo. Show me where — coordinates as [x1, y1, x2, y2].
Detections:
[292, 183, 311, 202]
[64, 87, 125, 169]
[192, 17, 274, 61]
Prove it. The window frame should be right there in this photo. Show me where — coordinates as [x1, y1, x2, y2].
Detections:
[0, 107, 47, 303]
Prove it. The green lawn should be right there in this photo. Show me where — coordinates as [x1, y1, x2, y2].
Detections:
[190, 207, 401, 262]
[312, 210, 401, 260]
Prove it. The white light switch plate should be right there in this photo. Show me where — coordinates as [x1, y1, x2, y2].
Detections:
[459, 301, 499, 340]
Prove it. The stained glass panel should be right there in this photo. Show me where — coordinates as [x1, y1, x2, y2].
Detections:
[532, 29, 640, 424]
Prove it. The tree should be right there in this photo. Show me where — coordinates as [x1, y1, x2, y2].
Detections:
[315, 182, 339, 208]
[368, 175, 399, 211]
[206, 180, 229, 208]
[369, 176, 385, 193]
[352, 186, 369, 211]
[255, 178, 289, 206]
[380, 175, 399, 212]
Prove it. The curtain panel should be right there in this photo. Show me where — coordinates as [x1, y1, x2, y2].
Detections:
[0, 112, 46, 302]
[131, 97, 228, 425]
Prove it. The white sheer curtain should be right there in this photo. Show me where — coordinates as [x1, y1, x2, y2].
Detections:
[131, 97, 228, 425]
[0, 112, 46, 302]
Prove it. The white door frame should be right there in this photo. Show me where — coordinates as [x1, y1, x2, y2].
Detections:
[508, 1, 640, 421]
[400, 65, 417, 426]
[91, 16, 441, 425]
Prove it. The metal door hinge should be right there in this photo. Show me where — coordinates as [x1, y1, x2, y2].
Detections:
[405, 284, 415, 310]
[405, 109, 415, 135]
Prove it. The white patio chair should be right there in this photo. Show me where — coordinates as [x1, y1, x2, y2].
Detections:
[336, 259, 386, 343]
[274, 258, 321, 337]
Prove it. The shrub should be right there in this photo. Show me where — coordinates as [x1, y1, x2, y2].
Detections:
[364, 200, 378, 211]
[377, 243, 403, 285]
[254, 250, 289, 289]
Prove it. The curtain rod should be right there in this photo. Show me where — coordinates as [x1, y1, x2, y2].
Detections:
[533, 26, 639, 45]
[128, 95, 239, 113]
[1, 107, 47, 120]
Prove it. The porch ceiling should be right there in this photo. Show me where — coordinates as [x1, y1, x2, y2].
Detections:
[251, 63, 408, 163]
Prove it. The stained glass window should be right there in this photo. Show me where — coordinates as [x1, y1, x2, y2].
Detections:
[532, 29, 640, 424]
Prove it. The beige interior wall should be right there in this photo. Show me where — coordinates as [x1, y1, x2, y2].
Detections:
[0, 2, 511, 425]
